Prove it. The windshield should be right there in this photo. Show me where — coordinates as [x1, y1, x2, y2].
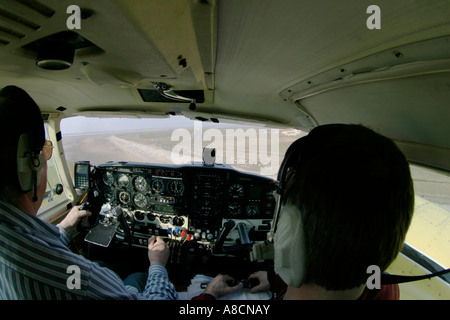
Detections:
[60, 116, 449, 268]
[61, 116, 305, 180]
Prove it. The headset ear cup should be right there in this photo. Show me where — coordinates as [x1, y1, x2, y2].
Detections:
[17, 153, 44, 192]
[274, 205, 307, 287]
[273, 136, 308, 287]
[16, 133, 44, 192]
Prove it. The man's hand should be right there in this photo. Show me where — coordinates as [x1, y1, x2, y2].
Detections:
[204, 274, 243, 299]
[59, 206, 91, 237]
[148, 236, 170, 267]
[248, 271, 270, 293]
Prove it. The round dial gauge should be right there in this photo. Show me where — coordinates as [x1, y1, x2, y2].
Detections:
[133, 176, 148, 192]
[103, 172, 114, 186]
[151, 179, 164, 193]
[228, 203, 242, 216]
[117, 174, 130, 188]
[228, 184, 244, 199]
[118, 191, 131, 205]
[246, 203, 259, 216]
[133, 193, 148, 208]
[168, 180, 184, 196]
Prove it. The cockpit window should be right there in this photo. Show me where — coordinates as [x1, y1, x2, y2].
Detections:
[60, 116, 303, 180]
[406, 165, 450, 268]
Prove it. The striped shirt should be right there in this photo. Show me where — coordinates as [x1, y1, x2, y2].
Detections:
[0, 201, 178, 300]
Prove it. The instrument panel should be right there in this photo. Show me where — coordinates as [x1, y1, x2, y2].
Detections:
[87, 162, 277, 248]
[99, 166, 185, 216]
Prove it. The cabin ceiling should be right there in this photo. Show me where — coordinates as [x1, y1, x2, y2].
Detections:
[0, 0, 449, 171]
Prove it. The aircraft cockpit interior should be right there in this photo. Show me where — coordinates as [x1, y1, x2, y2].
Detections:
[73, 156, 278, 288]
[0, 0, 449, 302]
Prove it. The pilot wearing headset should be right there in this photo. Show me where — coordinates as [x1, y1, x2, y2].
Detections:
[198, 124, 415, 300]
[0, 85, 176, 299]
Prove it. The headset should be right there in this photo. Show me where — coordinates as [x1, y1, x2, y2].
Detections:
[0, 86, 46, 202]
[271, 134, 308, 236]
[271, 133, 310, 288]
[17, 132, 45, 199]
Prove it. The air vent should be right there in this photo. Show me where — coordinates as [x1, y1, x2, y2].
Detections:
[0, 0, 55, 45]
[0, 25, 25, 39]
[14, 0, 55, 18]
[0, 7, 40, 30]
[138, 89, 205, 103]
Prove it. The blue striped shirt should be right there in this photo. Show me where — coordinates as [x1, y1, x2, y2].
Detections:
[0, 201, 178, 300]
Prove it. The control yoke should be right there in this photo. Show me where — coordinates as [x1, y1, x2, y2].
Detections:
[214, 220, 235, 253]
[213, 220, 253, 255]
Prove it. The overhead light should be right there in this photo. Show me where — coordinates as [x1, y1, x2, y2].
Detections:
[36, 42, 75, 70]
[23, 31, 98, 71]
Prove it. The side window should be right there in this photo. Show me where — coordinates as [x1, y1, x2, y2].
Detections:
[38, 123, 68, 212]
[407, 165, 450, 268]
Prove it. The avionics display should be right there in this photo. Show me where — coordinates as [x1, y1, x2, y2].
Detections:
[154, 204, 175, 213]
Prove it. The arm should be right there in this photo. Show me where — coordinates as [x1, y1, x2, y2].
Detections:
[85, 236, 177, 300]
[140, 263, 178, 300]
[139, 236, 178, 300]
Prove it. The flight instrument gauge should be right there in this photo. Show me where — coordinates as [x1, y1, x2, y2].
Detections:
[168, 180, 184, 196]
[228, 203, 242, 216]
[117, 174, 130, 188]
[119, 191, 131, 205]
[133, 193, 148, 208]
[246, 203, 259, 216]
[103, 171, 114, 186]
[151, 179, 164, 193]
[133, 176, 148, 192]
[228, 184, 244, 199]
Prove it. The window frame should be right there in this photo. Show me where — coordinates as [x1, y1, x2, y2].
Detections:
[37, 113, 78, 223]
